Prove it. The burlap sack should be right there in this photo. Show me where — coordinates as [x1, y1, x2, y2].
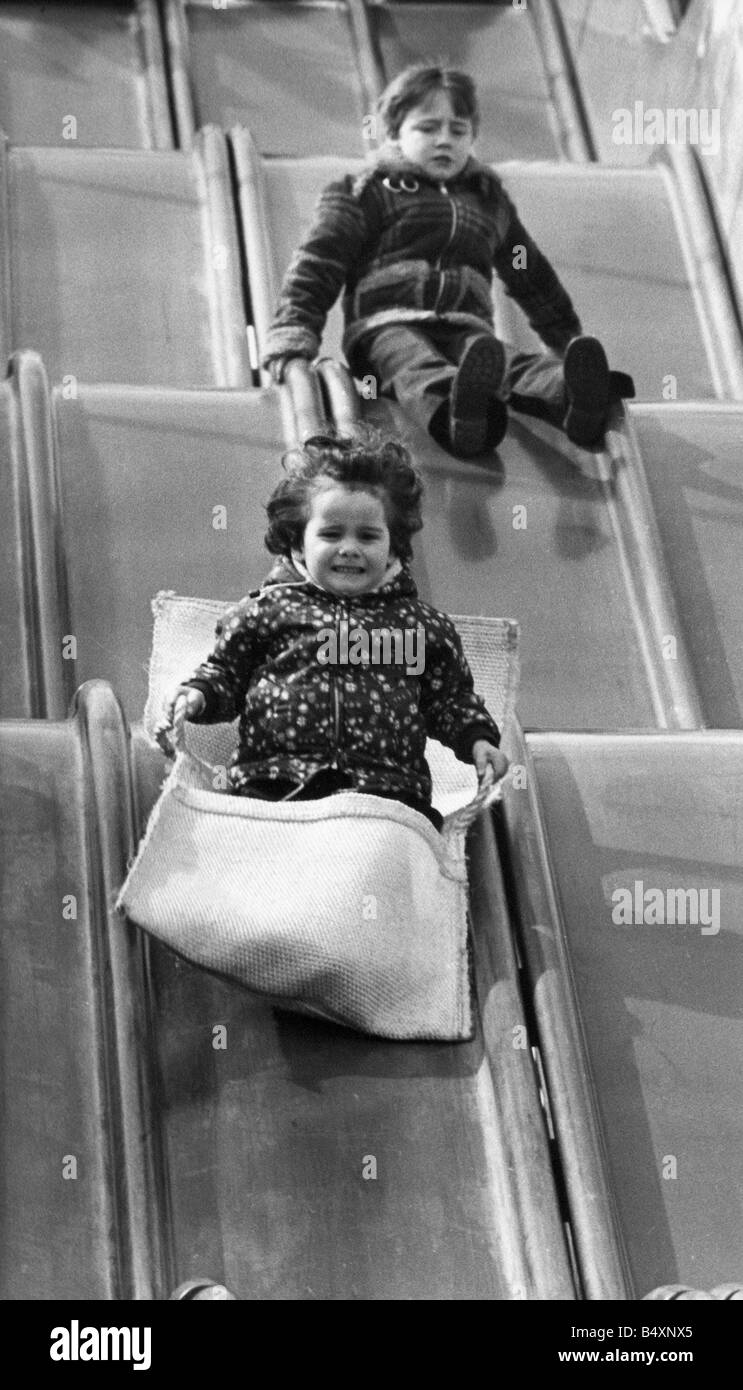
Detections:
[117, 593, 520, 1039]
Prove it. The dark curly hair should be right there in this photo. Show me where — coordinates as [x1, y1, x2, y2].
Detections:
[265, 427, 424, 564]
[377, 63, 479, 140]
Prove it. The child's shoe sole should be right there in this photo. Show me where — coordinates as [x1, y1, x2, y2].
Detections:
[450, 335, 506, 457]
[563, 335, 611, 447]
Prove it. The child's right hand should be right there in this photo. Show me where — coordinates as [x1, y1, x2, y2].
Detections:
[154, 686, 206, 754]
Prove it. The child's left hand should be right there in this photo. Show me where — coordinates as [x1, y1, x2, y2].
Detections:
[472, 740, 509, 788]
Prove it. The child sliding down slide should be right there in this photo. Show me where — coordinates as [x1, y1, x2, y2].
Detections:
[262, 63, 634, 459]
[156, 430, 509, 832]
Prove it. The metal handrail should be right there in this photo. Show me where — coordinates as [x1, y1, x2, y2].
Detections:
[10, 350, 72, 719]
[467, 805, 577, 1298]
[195, 126, 253, 387]
[76, 679, 174, 1299]
[528, 0, 596, 162]
[498, 716, 635, 1299]
[659, 146, 743, 400]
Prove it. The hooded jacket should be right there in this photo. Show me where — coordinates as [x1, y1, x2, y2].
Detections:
[184, 556, 500, 804]
[262, 150, 582, 375]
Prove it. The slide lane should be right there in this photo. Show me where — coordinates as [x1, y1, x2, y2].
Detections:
[502, 729, 743, 1297]
[0, 684, 167, 1300]
[497, 164, 720, 402]
[0, 128, 250, 388]
[528, 2, 743, 397]
[48, 379, 293, 722]
[166, 0, 370, 156]
[368, 395, 661, 732]
[0, 682, 575, 1300]
[631, 404, 743, 727]
[0, 362, 574, 1298]
[167, 0, 562, 162]
[0, 1, 172, 149]
[128, 725, 572, 1301]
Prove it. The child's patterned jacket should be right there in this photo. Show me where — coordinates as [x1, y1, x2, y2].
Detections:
[184, 556, 500, 804]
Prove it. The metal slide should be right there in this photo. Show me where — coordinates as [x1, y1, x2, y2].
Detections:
[1, 679, 574, 1300]
[0, 685, 165, 1300]
[2, 0, 743, 1300]
[163, 0, 563, 162]
[0, 127, 250, 386]
[0, 1, 173, 148]
[500, 726, 743, 1297]
[0, 351, 576, 1299]
[631, 403, 743, 727]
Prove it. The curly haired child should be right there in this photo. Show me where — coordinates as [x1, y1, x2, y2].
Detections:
[262, 63, 634, 459]
[157, 430, 508, 832]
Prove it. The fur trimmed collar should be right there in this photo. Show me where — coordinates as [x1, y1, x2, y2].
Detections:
[352, 146, 504, 202]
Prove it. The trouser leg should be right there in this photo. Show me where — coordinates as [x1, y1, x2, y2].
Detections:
[504, 349, 567, 430]
[360, 324, 458, 433]
[360, 323, 507, 454]
[505, 339, 635, 443]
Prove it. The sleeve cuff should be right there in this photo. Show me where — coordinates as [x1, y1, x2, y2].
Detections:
[183, 679, 219, 720]
[456, 722, 501, 761]
[261, 325, 320, 368]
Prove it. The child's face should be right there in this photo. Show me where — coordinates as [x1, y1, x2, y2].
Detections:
[396, 89, 475, 180]
[298, 485, 393, 597]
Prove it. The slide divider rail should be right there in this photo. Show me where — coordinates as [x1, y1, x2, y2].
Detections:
[528, 0, 595, 162]
[600, 406, 705, 729]
[660, 147, 743, 400]
[468, 807, 577, 1299]
[315, 356, 362, 435]
[10, 350, 72, 720]
[76, 680, 173, 1299]
[498, 719, 635, 1300]
[195, 125, 253, 387]
[346, 0, 385, 119]
[162, 0, 197, 150]
[0, 131, 13, 364]
[139, 0, 176, 149]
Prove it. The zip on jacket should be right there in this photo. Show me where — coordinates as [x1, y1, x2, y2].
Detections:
[330, 599, 348, 770]
[434, 181, 458, 312]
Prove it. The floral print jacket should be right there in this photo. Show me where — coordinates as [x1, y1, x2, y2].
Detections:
[184, 556, 500, 804]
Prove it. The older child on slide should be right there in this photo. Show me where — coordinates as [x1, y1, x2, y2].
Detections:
[262, 63, 634, 459]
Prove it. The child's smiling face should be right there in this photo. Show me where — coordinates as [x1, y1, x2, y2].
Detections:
[396, 89, 475, 180]
[298, 484, 393, 596]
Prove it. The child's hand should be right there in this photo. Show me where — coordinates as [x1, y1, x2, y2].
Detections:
[267, 354, 304, 385]
[154, 686, 206, 754]
[471, 740, 509, 789]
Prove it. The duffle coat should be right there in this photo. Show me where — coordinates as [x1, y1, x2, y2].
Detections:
[185, 557, 500, 804]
